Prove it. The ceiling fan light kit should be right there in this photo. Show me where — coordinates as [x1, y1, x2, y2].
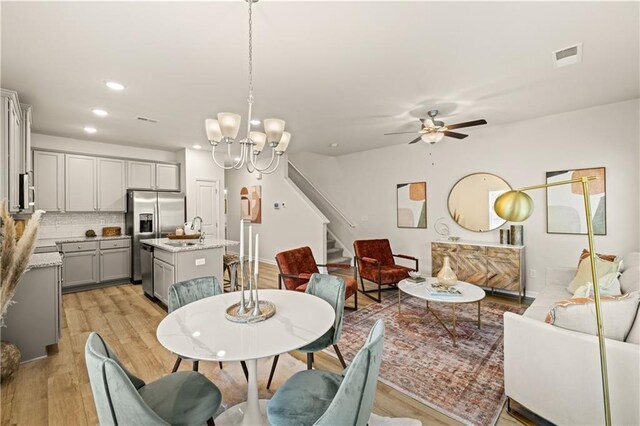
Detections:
[205, 0, 290, 174]
[385, 109, 487, 146]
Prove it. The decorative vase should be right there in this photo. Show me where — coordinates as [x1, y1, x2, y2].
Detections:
[1, 341, 21, 382]
[437, 256, 458, 287]
[510, 225, 524, 245]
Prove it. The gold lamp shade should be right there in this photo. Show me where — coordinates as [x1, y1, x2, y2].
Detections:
[494, 190, 534, 222]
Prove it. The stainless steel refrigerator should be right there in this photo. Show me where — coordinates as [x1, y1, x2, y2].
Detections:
[126, 190, 185, 282]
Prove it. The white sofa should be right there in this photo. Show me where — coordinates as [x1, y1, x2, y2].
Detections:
[504, 252, 640, 425]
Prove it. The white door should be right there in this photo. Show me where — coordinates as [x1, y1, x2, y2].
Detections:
[194, 179, 219, 238]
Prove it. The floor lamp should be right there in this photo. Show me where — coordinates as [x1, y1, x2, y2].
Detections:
[494, 175, 611, 426]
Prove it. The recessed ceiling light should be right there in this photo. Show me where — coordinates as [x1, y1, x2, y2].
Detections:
[84, 127, 97, 134]
[250, 119, 261, 125]
[329, 143, 339, 148]
[92, 108, 108, 117]
[192, 144, 202, 150]
[105, 81, 125, 91]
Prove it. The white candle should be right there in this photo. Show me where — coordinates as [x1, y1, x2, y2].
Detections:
[254, 234, 259, 275]
[239, 219, 244, 260]
[248, 224, 253, 263]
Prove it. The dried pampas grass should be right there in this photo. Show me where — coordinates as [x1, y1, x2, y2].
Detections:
[1, 200, 44, 319]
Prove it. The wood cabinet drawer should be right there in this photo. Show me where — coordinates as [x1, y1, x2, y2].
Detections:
[487, 247, 520, 259]
[100, 239, 131, 249]
[458, 244, 486, 256]
[431, 242, 457, 253]
[60, 241, 98, 253]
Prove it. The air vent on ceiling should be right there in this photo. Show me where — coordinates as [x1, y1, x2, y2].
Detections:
[136, 116, 158, 124]
[553, 43, 582, 68]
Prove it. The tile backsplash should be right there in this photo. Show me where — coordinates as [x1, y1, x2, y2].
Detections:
[38, 213, 125, 239]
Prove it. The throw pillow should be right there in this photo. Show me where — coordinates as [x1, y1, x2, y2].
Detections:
[545, 291, 640, 341]
[567, 256, 621, 294]
[571, 273, 621, 298]
[578, 249, 618, 265]
[620, 266, 640, 294]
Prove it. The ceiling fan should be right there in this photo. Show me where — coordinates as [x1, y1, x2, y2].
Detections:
[384, 110, 487, 144]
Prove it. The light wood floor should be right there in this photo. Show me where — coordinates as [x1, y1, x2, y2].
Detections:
[1, 262, 529, 425]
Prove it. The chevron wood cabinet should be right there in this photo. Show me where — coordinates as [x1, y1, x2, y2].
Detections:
[431, 241, 526, 302]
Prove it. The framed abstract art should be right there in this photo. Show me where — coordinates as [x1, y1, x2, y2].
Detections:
[546, 167, 606, 235]
[240, 185, 262, 223]
[397, 182, 427, 228]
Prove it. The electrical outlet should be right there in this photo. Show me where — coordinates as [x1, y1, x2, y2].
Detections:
[281, 202, 286, 208]
[529, 269, 536, 278]
[195, 258, 206, 266]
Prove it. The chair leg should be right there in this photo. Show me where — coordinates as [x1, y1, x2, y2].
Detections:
[193, 360, 199, 372]
[306, 353, 314, 370]
[378, 283, 382, 303]
[219, 362, 223, 370]
[207, 418, 216, 426]
[240, 361, 249, 381]
[266, 355, 279, 390]
[333, 345, 347, 369]
[172, 356, 182, 373]
[355, 289, 358, 310]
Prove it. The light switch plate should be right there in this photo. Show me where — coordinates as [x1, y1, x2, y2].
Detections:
[195, 258, 206, 266]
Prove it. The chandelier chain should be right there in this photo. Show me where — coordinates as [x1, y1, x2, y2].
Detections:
[247, 0, 254, 103]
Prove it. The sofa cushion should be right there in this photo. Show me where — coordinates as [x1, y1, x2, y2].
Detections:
[567, 257, 621, 294]
[626, 305, 640, 344]
[620, 266, 640, 294]
[621, 252, 640, 272]
[523, 286, 573, 322]
[545, 291, 640, 341]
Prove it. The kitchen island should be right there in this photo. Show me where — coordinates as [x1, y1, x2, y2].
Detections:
[140, 238, 238, 305]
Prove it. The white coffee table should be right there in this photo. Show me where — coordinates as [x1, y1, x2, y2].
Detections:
[156, 289, 335, 425]
[398, 277, 486, 347]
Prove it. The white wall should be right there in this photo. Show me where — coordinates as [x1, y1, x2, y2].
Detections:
[180, 148, 225, 239]
[291, 99, 640, 295]
[31, 133, 178, 163]
[225, 155, 328, 265]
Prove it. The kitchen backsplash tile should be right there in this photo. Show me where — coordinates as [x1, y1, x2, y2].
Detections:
[39, 213, 125, 238]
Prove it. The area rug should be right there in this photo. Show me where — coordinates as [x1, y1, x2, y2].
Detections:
[331, 293, 526, 426]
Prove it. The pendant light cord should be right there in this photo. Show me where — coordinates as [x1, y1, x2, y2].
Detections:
[247, 0, 254, 104]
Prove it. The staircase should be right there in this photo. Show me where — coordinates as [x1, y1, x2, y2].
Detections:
[326, 232, 352, 266]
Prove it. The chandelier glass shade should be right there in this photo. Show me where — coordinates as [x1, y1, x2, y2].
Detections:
[421, 131, 445, 144]
[205, 0, 290, 174]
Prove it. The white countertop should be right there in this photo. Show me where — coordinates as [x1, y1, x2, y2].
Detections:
[432, 239, 524, 249]
[36, 235, 131, 248]
[140, 237, 238, 253]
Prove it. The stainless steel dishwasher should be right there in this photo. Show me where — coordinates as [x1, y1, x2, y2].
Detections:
[141, 244, 154, 297]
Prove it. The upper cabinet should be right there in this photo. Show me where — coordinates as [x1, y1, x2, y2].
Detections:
[156, 163, 180, 191]
[97, 158, 126, 211]
[65, 154, 97, 212]
[127, 161, 180, 191]
[33, 150, 65, 212]
[127, 161, 156, 190]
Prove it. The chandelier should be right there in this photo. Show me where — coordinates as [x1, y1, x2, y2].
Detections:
[205, 0, 290, 174]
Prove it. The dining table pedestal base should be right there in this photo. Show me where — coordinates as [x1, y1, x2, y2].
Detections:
[215, 399, 269, 426]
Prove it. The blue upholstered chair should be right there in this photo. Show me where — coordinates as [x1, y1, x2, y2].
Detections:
[267, 273, 347, 390]
[85, 332, 221, 426]
[168, 276, 248, 380]
[267, 319, 385, 426]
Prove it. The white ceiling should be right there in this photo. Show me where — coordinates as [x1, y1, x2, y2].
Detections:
[2, 1, 638, 156]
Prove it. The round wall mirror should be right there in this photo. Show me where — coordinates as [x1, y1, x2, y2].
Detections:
[447, 173, 512, 232]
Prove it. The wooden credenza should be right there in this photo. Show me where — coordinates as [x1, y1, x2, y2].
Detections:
[431, 241, 526, 302]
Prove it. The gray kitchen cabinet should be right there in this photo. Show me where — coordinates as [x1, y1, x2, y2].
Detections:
[63, 250, 99, 287]
[153, 258, 175, 305]
[100, 247, 131, 282]
[33, 150, 65, 212]
[97, 157, 126, 211]
[65, 154, 97, 212]
[156, 163, 180, 191]
[127, 161, 156, 190]
[20, 104, 32, 175]
[1, 264, 62, 361]
[2, 90, 22, 213]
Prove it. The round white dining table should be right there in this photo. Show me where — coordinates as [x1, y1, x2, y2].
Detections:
[156, 289, 335, 426]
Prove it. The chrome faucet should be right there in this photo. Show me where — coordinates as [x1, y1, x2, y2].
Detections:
[191, 216, 203, 232]
[199, 231, 206, 243]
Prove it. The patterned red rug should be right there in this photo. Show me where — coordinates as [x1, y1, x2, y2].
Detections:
[332, 292, 526, 426]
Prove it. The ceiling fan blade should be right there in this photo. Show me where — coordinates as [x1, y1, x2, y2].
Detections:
[384, 131, 421, 136]
[445, 119, 487, 130]
[443, 131, 468, 139]
[408, 136, 423, 144]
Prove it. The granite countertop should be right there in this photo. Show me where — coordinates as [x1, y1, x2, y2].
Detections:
[140, 238, 238, 253]
[36, 235, 131, 248]
[28, 252, 63, 269]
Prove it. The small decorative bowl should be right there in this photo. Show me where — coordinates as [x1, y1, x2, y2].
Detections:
[409, 271, 422, 280]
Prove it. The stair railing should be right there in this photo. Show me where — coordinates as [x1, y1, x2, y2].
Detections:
[288, 160, 356, 228]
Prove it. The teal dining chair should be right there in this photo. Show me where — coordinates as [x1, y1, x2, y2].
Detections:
[266, 273, 347, 390]
[168, 276, 248, 380]
[85, 332, 221, 426]
[267, 319, 386, 426]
